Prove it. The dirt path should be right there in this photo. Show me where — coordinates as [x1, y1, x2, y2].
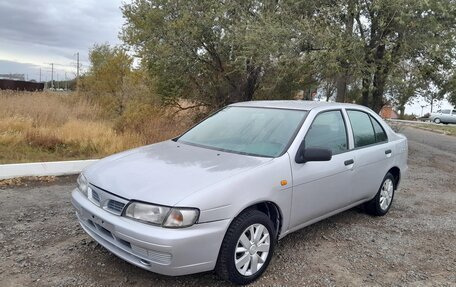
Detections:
[1, 127, 455, 286]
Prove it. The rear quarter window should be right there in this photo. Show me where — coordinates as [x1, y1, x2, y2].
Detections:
[347, 110, 376, 148]
[370, 116, 388, 143]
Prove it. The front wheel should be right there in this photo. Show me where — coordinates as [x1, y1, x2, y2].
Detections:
[216, 209, 275, 285]
[434, 118, 441, 124]
[365, 173, 395, 216]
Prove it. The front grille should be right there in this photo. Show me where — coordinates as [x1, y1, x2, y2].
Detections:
[107, 200, 125, 214]
[88, 184, 128, 215]
[92, 190, 100, 203]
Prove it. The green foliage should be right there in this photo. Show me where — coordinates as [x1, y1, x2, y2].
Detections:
[121, 1, 311, 109]
[120, 0, 456, 112]
[81, 43, 160, 117]
[318, 0, 456, 112]
[442, 74, 456, 107]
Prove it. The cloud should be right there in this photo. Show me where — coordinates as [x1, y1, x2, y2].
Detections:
[0, 59, 73, 82]
[0, 0, 124, 71]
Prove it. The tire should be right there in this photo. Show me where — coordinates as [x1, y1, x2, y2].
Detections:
[434, 118, 441, 124]
[365, 173, 395, 216]
[216, 209, 276, 285]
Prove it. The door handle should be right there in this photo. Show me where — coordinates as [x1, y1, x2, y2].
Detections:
[385, 149, 392, 155]
[344, 159, 354, 166]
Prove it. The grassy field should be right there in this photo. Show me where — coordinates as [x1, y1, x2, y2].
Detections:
[416, 124, 456, 136]
[0, 91, 191, 164]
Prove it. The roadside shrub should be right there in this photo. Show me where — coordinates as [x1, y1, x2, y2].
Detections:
[25, 130, 65, 151]
[401, 114, 417, 121]
[114, 101, 190, 144]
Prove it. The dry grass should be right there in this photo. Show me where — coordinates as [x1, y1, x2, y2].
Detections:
[0, 90, 191, 164]
[416, 124, 456, 136]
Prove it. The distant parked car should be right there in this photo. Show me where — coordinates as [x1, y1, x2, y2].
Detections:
[72, 101, 408, 285]
[429, 109, 456, 124]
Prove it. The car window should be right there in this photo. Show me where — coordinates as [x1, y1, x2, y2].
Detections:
[304, 110, 348, 154]
[441, 109, 451, 114]
[347, 110, 376, 148]
[370, 116, 388, 143]
[178, 107, 307, 157]
[452, 110, 456, 115]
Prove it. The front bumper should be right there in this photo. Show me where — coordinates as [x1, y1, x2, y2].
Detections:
[71, 189, 230, 276]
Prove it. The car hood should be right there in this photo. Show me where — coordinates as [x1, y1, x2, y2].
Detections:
[84, 140, 271, 206]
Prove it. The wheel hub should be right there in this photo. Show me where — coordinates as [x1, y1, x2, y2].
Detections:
[379, 178, 394, 210]
[234, 223, 271, 276]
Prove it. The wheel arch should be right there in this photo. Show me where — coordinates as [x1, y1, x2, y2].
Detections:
[234, 201, 283, 240]
[387, 166, 401, 189]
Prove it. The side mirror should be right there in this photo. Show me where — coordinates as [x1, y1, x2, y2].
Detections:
[295, 147, 332, 164]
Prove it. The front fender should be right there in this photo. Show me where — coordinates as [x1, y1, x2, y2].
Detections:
[177, 154, 293, 234]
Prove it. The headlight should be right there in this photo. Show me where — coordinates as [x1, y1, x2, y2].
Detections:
[124, 202, 170, 225]
[124, 202, 199, 228]
[77, 173, 88, 196]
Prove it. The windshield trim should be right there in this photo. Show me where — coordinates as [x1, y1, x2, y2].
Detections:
[174, 106, 309, 158]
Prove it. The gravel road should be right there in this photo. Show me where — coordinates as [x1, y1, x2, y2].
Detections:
[1, 127, 455, 287]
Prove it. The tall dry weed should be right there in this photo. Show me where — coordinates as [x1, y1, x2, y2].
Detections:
[0, 90, 194, 163]
[0, 90, 100, 126]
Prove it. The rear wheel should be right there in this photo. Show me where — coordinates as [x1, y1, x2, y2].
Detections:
[365, 173, 395, 216]
[216, 210, 275, 285]
[434, 118, 441, 124]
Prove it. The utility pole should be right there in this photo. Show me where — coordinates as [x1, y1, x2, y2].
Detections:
[50, 63, 54, 89]
[39, 68, 41, 82]
[76, 52, 80, 94]
[420, 105, 427, 117]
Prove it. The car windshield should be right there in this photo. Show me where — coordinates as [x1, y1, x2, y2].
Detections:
[177, 106, 307, 157]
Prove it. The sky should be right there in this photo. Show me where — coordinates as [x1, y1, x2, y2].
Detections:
[405, 97, 453, 116]
[0, 0, 124, 81]
[0, 0, 453, 114]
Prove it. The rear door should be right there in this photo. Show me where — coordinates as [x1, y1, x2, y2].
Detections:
[440, 109, 452, 123]
[347, 110, 395, 201]
[451, 110, 456, 123]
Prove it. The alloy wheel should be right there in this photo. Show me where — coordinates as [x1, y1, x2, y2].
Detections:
[379, 178, 394, 210]
[234, 223, 270, 276]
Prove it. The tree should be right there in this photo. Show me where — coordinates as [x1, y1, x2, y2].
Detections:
[121, 0, 456, 113]
[81, 44, 134, 116]
[121, 1, 328, 110]
[122, 1, 260, 109]
[357, 0, 456, 112]
[444, 75, 456, 107]
[387, 59, 437, 117]
[289, 0, 456, 112]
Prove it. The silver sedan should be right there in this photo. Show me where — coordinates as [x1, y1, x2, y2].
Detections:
[429, 109, 456, 124]
[71, 101, 408, 285]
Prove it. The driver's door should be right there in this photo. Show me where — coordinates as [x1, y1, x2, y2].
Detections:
[289, 110, 356, 229]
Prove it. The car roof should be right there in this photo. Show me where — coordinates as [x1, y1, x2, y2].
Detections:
[230, 100, 363, 111]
